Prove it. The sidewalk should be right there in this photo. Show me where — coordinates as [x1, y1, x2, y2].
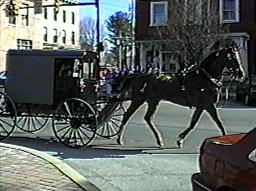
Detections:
[0, 143, 101, 191]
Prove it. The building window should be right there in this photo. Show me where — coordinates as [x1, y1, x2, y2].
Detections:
[150, 1, 168, 26]
[17, 39, 32, 50]
[71, 12, 75, 24]
[63, 10, 66, 23]
[44, 7, 47, 19]
[53, 9, 57, 21]
[71, 31, 75, 44]
[43, 27, 48, 42]
[220, 0, 239, 23]
[62, 30, 66, 44]
[53, 29, 58, 43]
[21, 4, 29, 26]
[9, 15, 16, 24]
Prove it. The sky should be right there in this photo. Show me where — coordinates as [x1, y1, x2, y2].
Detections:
[79, 0, 133, 24]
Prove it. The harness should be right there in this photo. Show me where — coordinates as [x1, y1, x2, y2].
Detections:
[179, 65, 223, 108]
[180, 64, 223, 91]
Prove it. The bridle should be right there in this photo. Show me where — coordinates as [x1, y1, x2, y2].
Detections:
[222, 47, 244, 81]
[182, 47, 244, 88]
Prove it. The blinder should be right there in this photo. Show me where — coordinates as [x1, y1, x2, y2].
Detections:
[224, 47, 244, 79]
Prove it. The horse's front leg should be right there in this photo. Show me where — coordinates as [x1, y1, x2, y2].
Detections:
[144, 100, 164, 148]
[205, 104, 226, 135]
[117, 99, 145, 145]
[177, 108, 203, 148]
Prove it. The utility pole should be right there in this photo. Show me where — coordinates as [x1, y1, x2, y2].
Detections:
[95, 0, 100, 45]
[129, 0, 134, 70]
[95, 0, 101, 79]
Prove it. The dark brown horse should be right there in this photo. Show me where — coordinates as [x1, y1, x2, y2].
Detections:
[117, 47, 245, 148]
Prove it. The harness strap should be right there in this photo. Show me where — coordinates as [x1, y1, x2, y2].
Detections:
[199, 68, 222, 87]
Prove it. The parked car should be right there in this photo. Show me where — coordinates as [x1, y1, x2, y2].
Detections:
[0, 71, 6, 87]
[236, 79, 256, 106]
[192, 128, 256, 191]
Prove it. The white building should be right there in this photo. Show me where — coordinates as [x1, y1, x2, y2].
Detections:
[0, 0, 80, 70]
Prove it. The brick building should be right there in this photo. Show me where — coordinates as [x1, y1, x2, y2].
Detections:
[0, 0, 80, 70]
[135, 0, 255, 81]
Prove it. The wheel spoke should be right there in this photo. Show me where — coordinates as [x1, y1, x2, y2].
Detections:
[109, 119, 119, 127]
[34, 117, 44, 127]
[110, 117, 122, 122]
[60, 127, 72, 141]
[107, 122, 117, 134]
[64, 102, 72, 117]
[78, 127, 91, 140]
[99, 123, 106, 136]
[56, 124, 71, 133]
[76, 129, 86, 146]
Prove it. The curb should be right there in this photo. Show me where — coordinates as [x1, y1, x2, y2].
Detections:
[0, 143, 101, 191]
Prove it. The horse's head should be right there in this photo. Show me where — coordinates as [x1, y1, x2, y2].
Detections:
[220, 46, 245, 80]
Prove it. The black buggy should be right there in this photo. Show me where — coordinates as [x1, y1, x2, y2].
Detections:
[0, 49, 125, 148]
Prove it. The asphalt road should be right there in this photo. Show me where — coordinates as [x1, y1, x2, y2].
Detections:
[3, 101, 256, 191]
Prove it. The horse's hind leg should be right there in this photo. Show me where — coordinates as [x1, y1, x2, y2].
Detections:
[205, 104, 226, 135]
[144, 100, 164, 148]
[117, 98, 145, 145]
[177, 108, 203, 148]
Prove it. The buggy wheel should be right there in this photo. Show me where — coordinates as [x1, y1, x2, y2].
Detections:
[52, 98, 97, 148]
[16, 115, 49, 133]
[0, 92, 17, 141]
[96, 103, 126, 138]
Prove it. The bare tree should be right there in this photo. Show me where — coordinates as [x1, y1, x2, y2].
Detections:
[80, 17, 105, 50]
[80, 17, 96, 50]
[156, 0, 229, 68]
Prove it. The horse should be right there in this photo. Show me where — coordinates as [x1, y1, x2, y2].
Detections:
[116, 47, 245, 148]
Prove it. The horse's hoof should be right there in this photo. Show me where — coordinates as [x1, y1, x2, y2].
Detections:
[157, 141, 165, 148]
[116, 137, 123, 145]
[157, 143, 164, 148]
[176, 139, 184, 148]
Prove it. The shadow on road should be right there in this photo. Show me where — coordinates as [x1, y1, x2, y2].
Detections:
[2, 136, 183, 160]
[2, 136, 154, 160]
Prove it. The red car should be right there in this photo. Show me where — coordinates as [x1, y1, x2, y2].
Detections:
[192, 128, 256, 191]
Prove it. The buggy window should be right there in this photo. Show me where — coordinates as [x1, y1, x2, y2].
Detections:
[83, 61, 96, 80]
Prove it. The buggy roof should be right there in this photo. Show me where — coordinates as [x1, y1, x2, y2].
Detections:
[7, 49, 85, 58]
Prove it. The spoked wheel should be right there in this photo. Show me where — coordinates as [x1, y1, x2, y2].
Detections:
[95, 102, 126, 138]
[0, 92, 17, 141]
[16, 114, 49, 133]
[52, 98, 97, 148]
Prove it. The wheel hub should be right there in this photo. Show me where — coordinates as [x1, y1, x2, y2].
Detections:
[70, 117, 83, 129]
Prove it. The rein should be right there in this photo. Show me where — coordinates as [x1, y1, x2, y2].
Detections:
[181, 65, 223, 88]
[199, 68, 223, 87]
